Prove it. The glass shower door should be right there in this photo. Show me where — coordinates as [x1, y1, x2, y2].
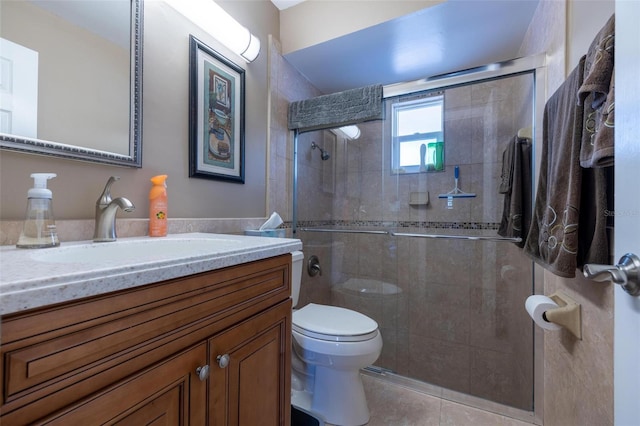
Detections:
[294, 70, 536, 411]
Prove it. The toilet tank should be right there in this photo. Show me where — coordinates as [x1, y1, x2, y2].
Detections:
[291, 251, 304, 308]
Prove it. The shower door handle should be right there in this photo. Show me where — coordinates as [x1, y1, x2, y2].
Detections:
[583, 253, 640, 296]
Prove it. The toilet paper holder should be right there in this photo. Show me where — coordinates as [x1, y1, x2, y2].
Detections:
[544, 291, 581, 339]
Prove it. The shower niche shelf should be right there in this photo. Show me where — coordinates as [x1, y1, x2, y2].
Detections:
[409, 191, 430, 206]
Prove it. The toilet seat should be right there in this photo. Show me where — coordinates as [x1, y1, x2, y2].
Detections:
[293, 303, 379, 342]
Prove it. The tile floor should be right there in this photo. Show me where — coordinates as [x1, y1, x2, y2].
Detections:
[351, 374, 536, 426]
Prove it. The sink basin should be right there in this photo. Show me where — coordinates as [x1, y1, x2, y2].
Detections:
[30, 237, 243, 265]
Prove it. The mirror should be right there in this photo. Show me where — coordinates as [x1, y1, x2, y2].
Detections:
[0, 0, 143, 167]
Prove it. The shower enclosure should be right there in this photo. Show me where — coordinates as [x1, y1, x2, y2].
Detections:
[291, 56, 545, 414]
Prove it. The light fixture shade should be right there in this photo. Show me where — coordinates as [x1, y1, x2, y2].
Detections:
[242, 33, 261, 62]
[165, 0, 261, 62]
[339, 125, 361, 140]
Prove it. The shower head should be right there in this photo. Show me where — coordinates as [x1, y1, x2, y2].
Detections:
[311, 141, 330, 161]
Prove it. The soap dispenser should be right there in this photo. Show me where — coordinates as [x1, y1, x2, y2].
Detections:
[17, 173, 60, 249]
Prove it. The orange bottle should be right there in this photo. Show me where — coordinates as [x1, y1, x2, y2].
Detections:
[149, 174, 168, 237]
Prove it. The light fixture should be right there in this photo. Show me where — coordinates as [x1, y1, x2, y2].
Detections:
[165, 0, 261, 62]
[337, 125, 361, 140]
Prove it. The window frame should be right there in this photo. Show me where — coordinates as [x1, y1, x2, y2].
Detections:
[391, 94, 444, 174]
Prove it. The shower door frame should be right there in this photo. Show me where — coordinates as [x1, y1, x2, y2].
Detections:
[292, 53, 547, 425]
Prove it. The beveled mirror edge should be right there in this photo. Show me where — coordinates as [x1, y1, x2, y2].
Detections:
[0, 0, 143, 168]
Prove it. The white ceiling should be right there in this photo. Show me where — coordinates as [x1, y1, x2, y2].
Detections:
[271, 0, 307, 10]
[280, 0, 540, 94]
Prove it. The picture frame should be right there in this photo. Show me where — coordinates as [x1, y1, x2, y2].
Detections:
[189, 35, 245, 183]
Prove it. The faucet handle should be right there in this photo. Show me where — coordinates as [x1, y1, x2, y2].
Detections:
[308, 255, 322, 277]
[97, 176, 120, 205]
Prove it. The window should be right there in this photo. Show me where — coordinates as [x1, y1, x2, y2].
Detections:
[391, 94, 444, 173]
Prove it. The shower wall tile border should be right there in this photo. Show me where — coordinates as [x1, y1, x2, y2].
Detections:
[293, 220, 500, 231]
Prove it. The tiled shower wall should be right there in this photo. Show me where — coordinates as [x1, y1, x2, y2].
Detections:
[293, 72, 537, 410]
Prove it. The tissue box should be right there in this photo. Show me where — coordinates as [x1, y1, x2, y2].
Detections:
[244, 229, 286, 238]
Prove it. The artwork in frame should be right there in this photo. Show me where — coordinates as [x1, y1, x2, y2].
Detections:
[189, 35, 245, 183]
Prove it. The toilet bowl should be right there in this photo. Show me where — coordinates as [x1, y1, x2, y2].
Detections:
[290, 251, 382, 426]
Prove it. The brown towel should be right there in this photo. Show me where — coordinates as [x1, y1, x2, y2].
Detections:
[578, 166, 614, 267]
[498, 136, 532, 247]
[578, 14, 615, 168]
[498, 140, 514, 194]
[525, 55, 612, 278]
[524, 58, 586, 278]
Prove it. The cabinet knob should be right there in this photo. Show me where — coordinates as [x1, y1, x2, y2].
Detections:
[216, 354, 230, 368]
[195, 365, 210, 381]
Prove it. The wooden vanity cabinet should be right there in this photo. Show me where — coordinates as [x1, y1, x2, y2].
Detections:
[37, 343, 209, 425]
[209, 300, 291, 425]
[0, 254, 292, 426]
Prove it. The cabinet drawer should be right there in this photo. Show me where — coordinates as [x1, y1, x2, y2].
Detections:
[1, 254, 290, 423]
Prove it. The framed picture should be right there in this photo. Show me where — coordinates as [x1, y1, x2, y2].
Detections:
[189, 35, 245, 183]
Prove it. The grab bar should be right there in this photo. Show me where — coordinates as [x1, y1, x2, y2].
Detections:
[390, 231, 522, 243]
[297, 227, 521, 243]
[298, 228, 390, 235]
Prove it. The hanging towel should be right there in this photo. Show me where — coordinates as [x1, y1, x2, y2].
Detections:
[524, 55, 611, 278]
[524, 58, 586, 278]
[576, 15, 615, 266]
[498, 136, 532, 247]
[577, 166, 614, 267]
[498, 138, 515, 195]
[578, 14, 615, 168]
[288, 84, 384, 132]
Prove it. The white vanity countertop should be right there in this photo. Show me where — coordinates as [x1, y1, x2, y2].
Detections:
[0, 233, 302, 316]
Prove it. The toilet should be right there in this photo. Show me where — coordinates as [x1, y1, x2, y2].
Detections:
[290, 251, 383, 426]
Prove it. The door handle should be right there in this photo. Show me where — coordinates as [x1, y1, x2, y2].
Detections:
[583, 253, 640, 296]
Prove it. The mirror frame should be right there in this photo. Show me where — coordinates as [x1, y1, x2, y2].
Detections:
[0, 0, 143, 168]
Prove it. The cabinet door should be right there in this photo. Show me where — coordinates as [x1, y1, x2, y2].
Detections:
[209, 300, 292, 426]
[38, 344, 208, 425]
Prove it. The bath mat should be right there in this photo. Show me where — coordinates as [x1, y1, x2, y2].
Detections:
[291, 406, 323, 426]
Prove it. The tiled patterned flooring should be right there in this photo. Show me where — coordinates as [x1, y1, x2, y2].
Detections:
[356, 374, 536, 426]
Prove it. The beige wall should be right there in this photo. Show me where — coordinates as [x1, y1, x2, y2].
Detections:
[518, 1, 615, 425]
[567, 0, 618, 73]
[0, 0, 279, 224]
[279, 0, 443, 55]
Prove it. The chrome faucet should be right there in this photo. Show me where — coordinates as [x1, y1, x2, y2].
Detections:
[93, 176, 135, 242]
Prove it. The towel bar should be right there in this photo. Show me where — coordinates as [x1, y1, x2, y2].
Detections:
[298, 228, 390, 235]
[390, 232, 522, 243]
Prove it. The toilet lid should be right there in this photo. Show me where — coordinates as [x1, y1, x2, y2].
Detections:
[292, 303, 379, 342]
